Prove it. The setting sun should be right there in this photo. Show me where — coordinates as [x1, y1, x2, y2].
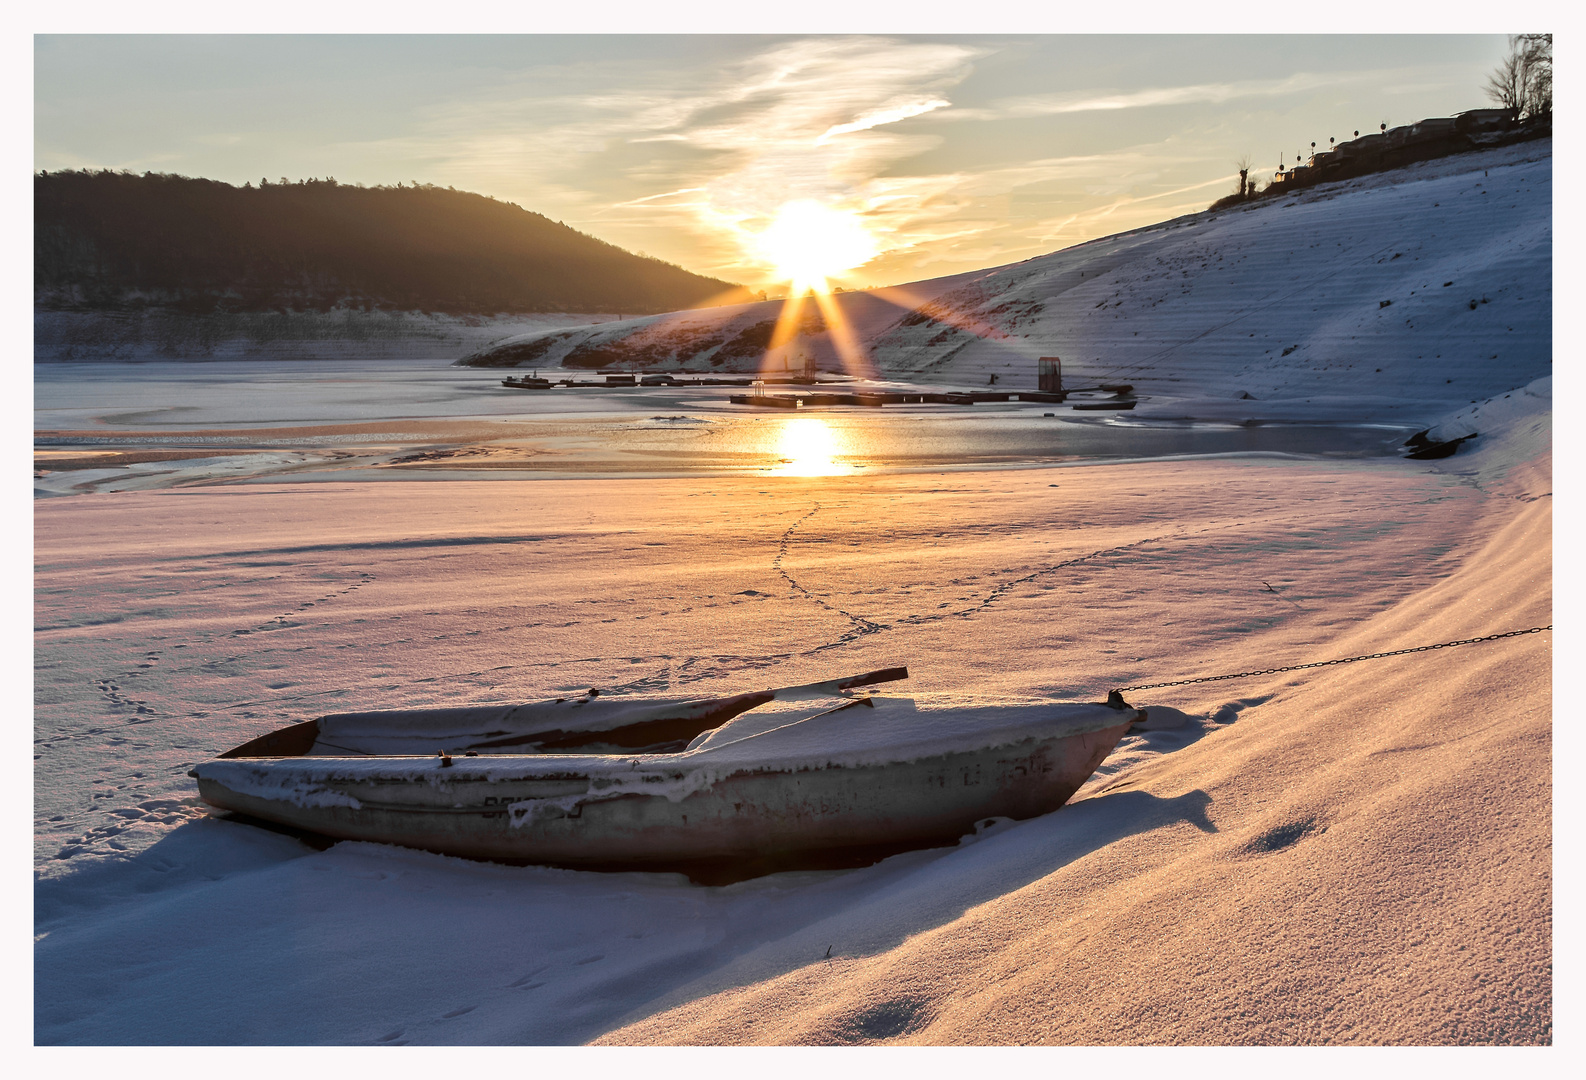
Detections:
[755, 200, 878, 293]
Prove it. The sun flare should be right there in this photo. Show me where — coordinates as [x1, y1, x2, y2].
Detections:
[772, 417, 854, 476]
[755, 200, 878, 294]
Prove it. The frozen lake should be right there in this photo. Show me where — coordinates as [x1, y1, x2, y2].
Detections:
[35, 360, 1416, 496]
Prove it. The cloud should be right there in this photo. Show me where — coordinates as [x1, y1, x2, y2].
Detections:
[336, 38, 1289, 283]
[816, 98, 951, 144]
[610, 187, 708, 208]
[337, 36, 982, 281]
[942, 70, 1372, 122]
[841, 144, 1236, 281]
[326, 42, 1474, 288]
[489, 37, 983, 280]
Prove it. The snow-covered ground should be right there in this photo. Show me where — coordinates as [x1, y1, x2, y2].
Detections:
[34, 385, 1550, 1043]
[33, 142, 1551, 1045]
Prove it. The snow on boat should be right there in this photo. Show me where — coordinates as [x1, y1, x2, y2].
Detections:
[190, 668, 1141, 879]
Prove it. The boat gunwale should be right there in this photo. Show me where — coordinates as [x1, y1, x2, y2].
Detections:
[197, 705, 1136, 784]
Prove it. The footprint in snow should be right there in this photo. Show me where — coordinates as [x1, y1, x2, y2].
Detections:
[376, 1030, 404, 1042]
[441, 1005, 476, 1019]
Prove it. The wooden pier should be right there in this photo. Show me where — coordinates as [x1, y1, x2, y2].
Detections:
[501, 365, 1137, 412]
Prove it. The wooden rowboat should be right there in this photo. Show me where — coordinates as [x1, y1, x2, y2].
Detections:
[190, 668, 1139, 881]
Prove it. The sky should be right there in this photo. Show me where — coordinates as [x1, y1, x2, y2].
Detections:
[35, 34, 1514, 291]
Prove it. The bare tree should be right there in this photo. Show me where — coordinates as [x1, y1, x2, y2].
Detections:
[1486, 34, 1552, 118]
[1521, 34, 1553, 116]
[1235, 154, 1253, 198]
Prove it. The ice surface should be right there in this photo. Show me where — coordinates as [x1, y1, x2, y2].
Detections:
[33, 358, 1416, 495]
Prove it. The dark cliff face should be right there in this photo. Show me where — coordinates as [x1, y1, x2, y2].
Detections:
[34, 171, 750, 316]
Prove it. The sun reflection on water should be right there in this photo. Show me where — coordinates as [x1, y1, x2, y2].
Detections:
[770, 418, 856, 476]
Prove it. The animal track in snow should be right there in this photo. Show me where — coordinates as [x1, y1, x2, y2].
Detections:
[772, 504, 888, 644]
[232, 571, 375, 636]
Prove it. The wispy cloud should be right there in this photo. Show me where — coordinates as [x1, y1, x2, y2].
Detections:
[353, 37, 987, 283]
[610, 187, 707, 207]
[844, 145, 1230, 281]
[331, 43, 1479, 287]
[937, 70, 1377, 123]
[816, 98, 951, 144]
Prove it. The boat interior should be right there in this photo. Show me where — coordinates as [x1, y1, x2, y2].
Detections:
[217, 666, 909, 759]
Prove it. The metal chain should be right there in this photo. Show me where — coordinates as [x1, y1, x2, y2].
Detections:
[1114, 625, 1551, 694]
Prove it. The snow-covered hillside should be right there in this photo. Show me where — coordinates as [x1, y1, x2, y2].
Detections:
[464, 140, 1550, 424]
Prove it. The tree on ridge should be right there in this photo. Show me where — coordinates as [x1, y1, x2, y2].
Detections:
[1486, 34, 1552, 119]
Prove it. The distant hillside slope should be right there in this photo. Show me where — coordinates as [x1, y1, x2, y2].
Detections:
[464, 139, 1550, 423]
[35, 171, 750, 316]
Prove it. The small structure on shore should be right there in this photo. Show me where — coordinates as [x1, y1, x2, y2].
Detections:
[1266, 108, 1545, 197]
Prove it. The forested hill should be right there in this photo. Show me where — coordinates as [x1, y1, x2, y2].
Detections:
[34, 171, 751, 315]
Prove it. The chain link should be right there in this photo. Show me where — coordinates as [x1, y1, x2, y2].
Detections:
[1114, 625, 1551, 694]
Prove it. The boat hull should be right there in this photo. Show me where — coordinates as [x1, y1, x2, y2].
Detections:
[195, 719, 1132, 877]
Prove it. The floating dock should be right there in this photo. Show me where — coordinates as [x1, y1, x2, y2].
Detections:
[727, 387, 1135, 411]
[501, 370, 1137, 411]
[501, 374, 848, 390]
